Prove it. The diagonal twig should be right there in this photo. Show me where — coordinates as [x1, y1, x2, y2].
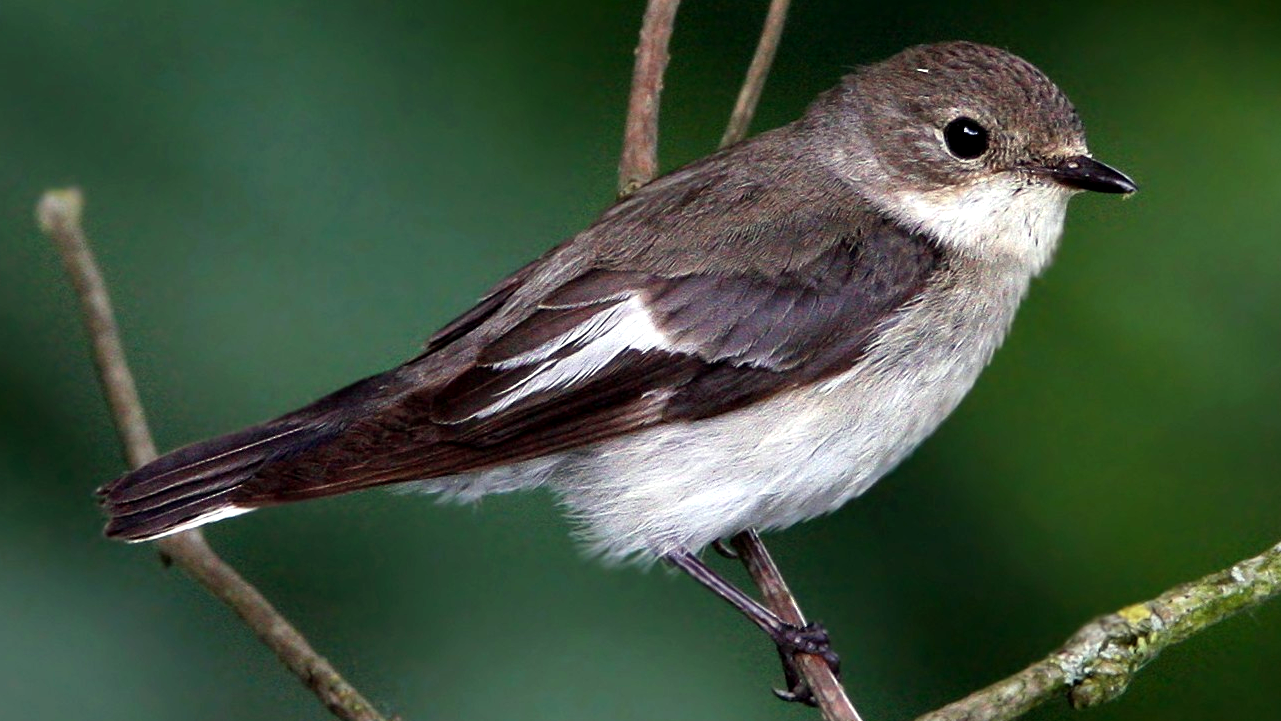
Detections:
[37, 188, 390, 721]
[711, 1, 862, 718]
[720, 0, 791, 148]
[618, 0, 681, 196]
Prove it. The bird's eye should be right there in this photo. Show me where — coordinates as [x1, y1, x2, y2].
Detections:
[943, 117, 989, 160]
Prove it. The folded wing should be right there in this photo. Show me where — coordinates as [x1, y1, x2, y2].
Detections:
[100, 206, 942, 540]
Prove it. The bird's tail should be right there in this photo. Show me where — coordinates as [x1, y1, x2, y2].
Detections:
[97, 420, 336, 542]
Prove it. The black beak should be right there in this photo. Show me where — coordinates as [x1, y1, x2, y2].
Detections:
[1044, 155, 1137, 195]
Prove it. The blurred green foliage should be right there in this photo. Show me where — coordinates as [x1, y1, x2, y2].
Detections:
[3, 1, 1281, 719]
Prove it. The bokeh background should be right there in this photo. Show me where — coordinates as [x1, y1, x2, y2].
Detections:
[4, 1, 1280, 719]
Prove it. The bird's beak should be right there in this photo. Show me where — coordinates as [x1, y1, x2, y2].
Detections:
[1043, 155, 1138, 195]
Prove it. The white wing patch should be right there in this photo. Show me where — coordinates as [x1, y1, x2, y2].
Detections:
[473, 296, 670, 419]
[125, 503, 254, 543]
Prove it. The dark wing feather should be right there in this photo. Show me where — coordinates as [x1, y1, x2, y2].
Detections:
[420, 258, 540, 356]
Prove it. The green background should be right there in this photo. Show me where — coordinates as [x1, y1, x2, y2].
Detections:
[4, 1, 1280, 719]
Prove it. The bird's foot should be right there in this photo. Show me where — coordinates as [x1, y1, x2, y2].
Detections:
[770, 622, 841, 706]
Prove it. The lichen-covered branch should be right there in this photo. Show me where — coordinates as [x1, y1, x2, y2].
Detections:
[37, 189, 390, 721]
[917, 540, 1281, 721]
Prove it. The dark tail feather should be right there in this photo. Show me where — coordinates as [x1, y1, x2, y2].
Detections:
[98, 420, 335, 541]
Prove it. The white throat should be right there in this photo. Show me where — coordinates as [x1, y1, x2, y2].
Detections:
[886, 175, 1073, 274]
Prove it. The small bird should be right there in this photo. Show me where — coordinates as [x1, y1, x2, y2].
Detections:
[99, 41, 1135, 702]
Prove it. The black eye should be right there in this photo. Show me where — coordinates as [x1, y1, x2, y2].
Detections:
[943, 117, 989, 160]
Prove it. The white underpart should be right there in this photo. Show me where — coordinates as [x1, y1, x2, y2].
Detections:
[558, 268, 1025, 563]
[472, 296, 669, 419]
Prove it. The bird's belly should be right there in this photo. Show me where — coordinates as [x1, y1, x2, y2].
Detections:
[550, 331, 994, 562]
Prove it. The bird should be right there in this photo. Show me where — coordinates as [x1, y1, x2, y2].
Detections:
[98, 40, 1136, 702]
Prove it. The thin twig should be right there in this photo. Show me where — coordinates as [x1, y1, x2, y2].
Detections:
[916, 539, 1281, 721]
[617, 0, 681, 196]
[731, 531, 862, 721]
[37, 188, 391, 721]
[720, 0, 791, 148]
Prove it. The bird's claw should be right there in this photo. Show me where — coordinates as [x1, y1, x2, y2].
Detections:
[770, 622, 841, 706]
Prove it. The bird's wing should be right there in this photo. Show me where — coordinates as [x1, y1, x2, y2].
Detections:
[242, 216, 944, 501]
[99, 210, 943, 540]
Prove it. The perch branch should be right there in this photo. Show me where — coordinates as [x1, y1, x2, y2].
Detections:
[720, 0, 791, 147]
[618, 0, 681, 196]
[731, 531, 863, 721]
[618, 3, 1281, 720]
[916, 539, 1281, 721]
[37, 188, 390, 721]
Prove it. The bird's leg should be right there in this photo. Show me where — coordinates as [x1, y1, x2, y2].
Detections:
[664, 548, 841, 705]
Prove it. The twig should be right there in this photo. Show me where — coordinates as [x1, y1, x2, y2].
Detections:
[617, 0, 681, 196]
[720, 0, 791, 148]
[36, 188, 390, 721]
[916, 539, 1281, 721]
[731, 531, 862, 721]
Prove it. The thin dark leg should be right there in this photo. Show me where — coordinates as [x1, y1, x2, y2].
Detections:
[664, 548, 841, 704]
[666, 549, 786, 635]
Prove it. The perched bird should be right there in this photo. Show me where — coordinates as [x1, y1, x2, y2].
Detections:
[99, 41, 1135, 701]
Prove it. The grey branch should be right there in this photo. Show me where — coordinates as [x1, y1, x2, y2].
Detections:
[37, 188, 391, 721]
[917, 539, 1281, 721]
[617, 0, 681, 196]
[711, 3, 863, 717]
[720, 0, 791, 148]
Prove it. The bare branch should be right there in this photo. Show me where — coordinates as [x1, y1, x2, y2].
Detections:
[917, 540, 1281, 721]
[731, 531, 863, 721]
[37, 190, 157, 468]
[618, 0, 681, 196]
[720, 0, 791, 148]
[37, 188, 391, 721]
